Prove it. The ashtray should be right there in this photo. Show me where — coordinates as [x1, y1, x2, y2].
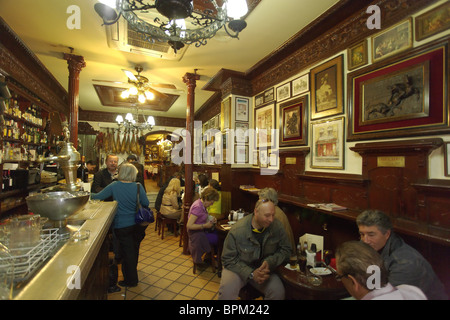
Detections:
[71, 230, 90, 242]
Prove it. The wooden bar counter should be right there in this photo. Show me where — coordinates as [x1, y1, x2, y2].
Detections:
[14, 201, 117, 300]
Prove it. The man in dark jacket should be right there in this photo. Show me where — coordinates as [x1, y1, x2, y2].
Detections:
[127, 154, 145, 191]
[356, 210, 447, 300]
[92, 154, 118, 201]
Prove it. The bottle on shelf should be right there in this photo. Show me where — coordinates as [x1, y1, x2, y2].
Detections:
[80, 155, 86, 182]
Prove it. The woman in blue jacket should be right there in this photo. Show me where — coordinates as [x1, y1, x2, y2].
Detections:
[91, 163, 149, 287]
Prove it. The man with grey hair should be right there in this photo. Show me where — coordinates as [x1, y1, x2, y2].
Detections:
[356, 210, 447, 300]
[336, 241, 426, 300]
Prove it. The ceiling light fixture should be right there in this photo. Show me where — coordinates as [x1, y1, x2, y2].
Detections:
[94, 0, 248, 52]
[116, 108, 156, 132]
[120, 65, 157, 103]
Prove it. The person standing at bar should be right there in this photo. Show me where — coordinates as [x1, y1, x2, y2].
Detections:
[92, 154, 119, 201]
[356, 210, 447, 300]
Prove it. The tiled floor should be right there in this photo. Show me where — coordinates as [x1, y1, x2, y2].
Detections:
[108, 225, 221, 300]
[108, 178, 221, 300]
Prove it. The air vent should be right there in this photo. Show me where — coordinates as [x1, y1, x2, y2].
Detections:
[104, 19, 187, 60]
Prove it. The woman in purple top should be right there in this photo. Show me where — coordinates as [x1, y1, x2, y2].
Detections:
[187, 187, 220, 265]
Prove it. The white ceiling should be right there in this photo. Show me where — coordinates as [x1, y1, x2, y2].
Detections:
[0, 0, 339, 125]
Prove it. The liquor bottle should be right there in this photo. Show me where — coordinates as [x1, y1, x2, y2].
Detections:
[80, 155, 86, 182]
[298, 241, 307, 273]
[7, 170, 13, 190]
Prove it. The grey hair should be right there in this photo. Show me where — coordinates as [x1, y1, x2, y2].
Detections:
[117, 163, 138, 182]
[356, 210, 393, 234]
[258, 187, 278, 205]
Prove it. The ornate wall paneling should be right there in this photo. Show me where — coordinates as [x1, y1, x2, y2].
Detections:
[350, 138, 446, 244]
[0, 18, 68, 116]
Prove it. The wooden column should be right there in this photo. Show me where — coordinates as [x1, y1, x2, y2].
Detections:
[63, 53, 86, 148]
[182, 72, 200, 254]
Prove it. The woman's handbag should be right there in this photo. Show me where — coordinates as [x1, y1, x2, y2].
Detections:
[135, 183, 154, 225]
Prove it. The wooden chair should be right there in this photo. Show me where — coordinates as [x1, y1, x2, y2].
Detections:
[193, 246, 217, 274]
[158, 214, 178, 240]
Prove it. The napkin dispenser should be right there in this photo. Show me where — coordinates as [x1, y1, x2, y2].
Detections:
[228, 209, 245, 221]
[299, 233, 324, 261]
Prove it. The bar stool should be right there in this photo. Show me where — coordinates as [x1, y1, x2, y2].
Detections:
[154, 211, 162, 232]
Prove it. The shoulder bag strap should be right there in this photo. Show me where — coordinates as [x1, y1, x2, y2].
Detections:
[136, 183, 140, 213]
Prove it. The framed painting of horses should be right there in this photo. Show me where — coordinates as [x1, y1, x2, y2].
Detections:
[347, 39, 449, 141]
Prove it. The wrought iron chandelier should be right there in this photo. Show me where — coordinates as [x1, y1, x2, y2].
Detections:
[94, 0, 248, 52]
[115, 109, 156, 131]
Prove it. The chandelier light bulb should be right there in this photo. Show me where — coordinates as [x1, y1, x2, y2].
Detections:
[121, 89, 130, 99]
[115, 115, 124, 123]
[227, 0, 248, 19]
[138, 94, 146, 103]
[129, 86, 138, 95]
[147, 116, 155, 126]
[144, 90, 155, 100]
[125, 112, 134, 122]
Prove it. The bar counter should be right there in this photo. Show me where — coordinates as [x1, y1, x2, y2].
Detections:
[14, 200, 117, 300]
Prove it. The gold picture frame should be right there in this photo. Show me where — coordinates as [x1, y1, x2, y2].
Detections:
[310, 55, 344, 120]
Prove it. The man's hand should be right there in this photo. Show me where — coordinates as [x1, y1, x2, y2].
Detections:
[253, 261, 270, 284]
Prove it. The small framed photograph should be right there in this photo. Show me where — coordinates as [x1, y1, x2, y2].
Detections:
[445, 142, 450, 177]
[264, 88, 275, 103]
[269, 149, 279, 168]
[311, 117, 345, 169]
[259, 148, 268, 168]
[372, 18, 412, 63]
[221, 97, 232, 132]
[252, 150, 259, 167]
[276, 82, 291, 102]
[347, 40, 368, 71]
[235, 97, 249, 122]
[235, 121, 249, 143]
[255, 92, 264, 107]
[235, 144, 249, 164]
[292, 73, 309, 96]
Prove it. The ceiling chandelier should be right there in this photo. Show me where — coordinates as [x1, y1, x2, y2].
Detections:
[116, 108, 156, 131]
[121, 65, 157, 103]
[94, 0, 249, 52]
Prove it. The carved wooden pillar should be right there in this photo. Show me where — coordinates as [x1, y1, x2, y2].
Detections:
[182, 72, 200, 254]
[63, 53, 86, 148]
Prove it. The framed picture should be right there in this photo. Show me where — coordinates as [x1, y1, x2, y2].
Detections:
[279, 95, 308, 147]
[252, 150, 259, 167]
[415, 2, 450, 42]
[347, 40, 368, 71]
[372, 18, 412, 63]
[311, 117, 345, 169]
[235, 97, 249, 122]
[255, 92, 264, 108]
[292, 73, 309, 96]
[235, 121, 249, 143]
[445, 142, 450, 177]
[221, 97, 231, 132]
[259, 148, 268, 168]
[235, 144, 249, 164]
[276, 82, 291, 102]
[269, 149, 279, 168]
[311, 55, 344, 120]
[254, 103, 275, 148]
[264, 88, 275, 103]
[347, 39, 448, 141]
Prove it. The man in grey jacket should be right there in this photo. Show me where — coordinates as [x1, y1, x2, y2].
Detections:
[218, 198, 291, 300]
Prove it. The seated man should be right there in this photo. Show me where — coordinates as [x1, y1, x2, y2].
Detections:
[258, 188, 296, 257]
[356, 210, 447, 300]
[335, 241, 427, 300]
[219, 198, 291, 300]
